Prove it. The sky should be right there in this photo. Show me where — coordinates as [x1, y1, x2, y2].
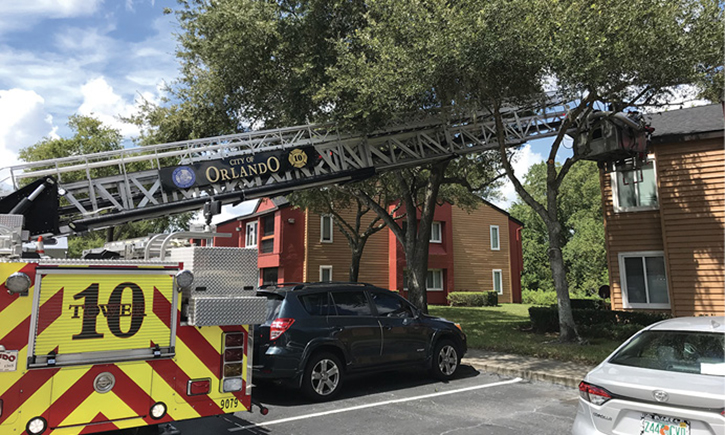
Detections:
[0, 0, 547, 225]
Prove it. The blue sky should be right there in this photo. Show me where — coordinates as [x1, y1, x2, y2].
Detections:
[0, 1, 178, 162]
[0, 0, 550, 217]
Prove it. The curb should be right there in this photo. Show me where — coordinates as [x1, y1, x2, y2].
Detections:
[461, 352, 594, 389]
[463, 360, 585, 389]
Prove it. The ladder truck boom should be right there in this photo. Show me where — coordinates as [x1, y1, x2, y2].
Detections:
[0, 98, 574, 237]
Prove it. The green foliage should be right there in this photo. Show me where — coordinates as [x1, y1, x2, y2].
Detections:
[522, 289, 558, 306]
[19, 115, 192, 256]
[430, 305, 620, 364]
[447, 291, 498, 307]
[528, 306, 672, 340]
[511, 161, 608, 294]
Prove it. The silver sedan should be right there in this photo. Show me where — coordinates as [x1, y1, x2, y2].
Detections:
[572, 316, 725, 435]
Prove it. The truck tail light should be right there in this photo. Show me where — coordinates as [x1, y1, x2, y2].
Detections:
[0, 398, 3, 418]
[187, 379, 211, 396]
[270, 318, 295, 340]
[221, 332, 246, 393]
[579, 381, 612, 406]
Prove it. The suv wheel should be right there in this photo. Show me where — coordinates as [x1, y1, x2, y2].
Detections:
[302, 352, 344, 401]
[430, 339, 460, 381]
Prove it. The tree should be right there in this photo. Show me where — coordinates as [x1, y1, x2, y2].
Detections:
[510, 160, 607, 296]
[19, 115, 192, 257]
[287, 178, 394, 282]
[158, 0, 721, 334]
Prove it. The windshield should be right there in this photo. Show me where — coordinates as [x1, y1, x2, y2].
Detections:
[609, 330, 725, 376]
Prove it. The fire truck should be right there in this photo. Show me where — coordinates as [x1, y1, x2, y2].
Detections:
[0, 98, 648, 435]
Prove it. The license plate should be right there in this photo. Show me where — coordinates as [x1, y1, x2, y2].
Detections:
[640, 413, 690, 435]
[0, 350, 19, 372]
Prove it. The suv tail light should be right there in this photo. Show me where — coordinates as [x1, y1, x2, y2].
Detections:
[579, 381, 612, 406]
[270, 318, 295, 340]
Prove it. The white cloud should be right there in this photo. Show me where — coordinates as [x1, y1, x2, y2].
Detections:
[491, 144, 544, 210]
[77, 77, 141, 138]
[0, 0, 103, 34]
[0, 89, 57, 155]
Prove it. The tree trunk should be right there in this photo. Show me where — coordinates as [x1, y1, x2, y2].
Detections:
[105, 227, 114, 243]
[406, 263, 428, 314]
[349, 245, 363, 282]
[546, 221, 579, 342]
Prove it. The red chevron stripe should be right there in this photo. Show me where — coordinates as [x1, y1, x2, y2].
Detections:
[0, 367, 60, 425]
[177, 325, 223, 379]
[0, 263, 37, 312]
[147, 359, 224, 417]
[41, 365, 103, 429]
[78, 413, 119, 434]
[36, 287, 64, 335]
[1, 284, 71, 350]
[152, 287, 172, 328]
[104, 365, 172, 426]
[0, 316, 30, 350]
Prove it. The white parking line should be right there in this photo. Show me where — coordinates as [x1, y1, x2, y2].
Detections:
[228, 377, 523, 432]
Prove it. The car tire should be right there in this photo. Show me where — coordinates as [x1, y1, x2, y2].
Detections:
[301, 352, 344, 401]
[430, 339, 460, 381]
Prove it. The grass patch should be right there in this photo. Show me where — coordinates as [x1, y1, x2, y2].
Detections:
[429, 304, 623, 365]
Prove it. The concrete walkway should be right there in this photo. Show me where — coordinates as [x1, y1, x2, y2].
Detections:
[462, 349, 597, 389]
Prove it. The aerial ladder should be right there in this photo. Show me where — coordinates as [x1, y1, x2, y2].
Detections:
[0, 97, 648, 435]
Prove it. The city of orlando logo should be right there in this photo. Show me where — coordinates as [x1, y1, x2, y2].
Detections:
[288, 148, 308, 169]
[172, 166, 196, 188]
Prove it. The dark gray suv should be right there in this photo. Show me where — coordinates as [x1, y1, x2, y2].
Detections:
[253, 282, 467, 401]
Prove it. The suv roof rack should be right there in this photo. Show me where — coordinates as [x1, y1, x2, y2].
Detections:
[258, 281, 376, 291]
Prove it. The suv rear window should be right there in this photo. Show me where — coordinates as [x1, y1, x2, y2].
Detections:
[331, 291, 372, 316]
[609, 330, 725, 376]
[300, 292, 336, 316]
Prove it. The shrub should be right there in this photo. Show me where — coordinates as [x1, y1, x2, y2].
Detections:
[522, 289, 557, 306]
[529, 306, 672, 337]
[447, 291, 498, 307]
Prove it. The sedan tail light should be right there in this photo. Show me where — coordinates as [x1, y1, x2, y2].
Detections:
[270, 318, 295, 340]
[579, 381, 612, 406]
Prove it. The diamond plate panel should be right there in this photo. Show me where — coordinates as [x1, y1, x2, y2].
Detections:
[189, 296, 267, 326]
[166, 246, 258, 294]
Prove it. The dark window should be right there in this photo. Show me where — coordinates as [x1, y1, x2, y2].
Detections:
[300, 292, 336, 316]
[609, 331, 724, 376]
[371, 292, 413, 318]
[263, 216, 275, 236]
[331, 291, 372, 316]
[260, 239, 274, 254]
[261, 267, 278, 286]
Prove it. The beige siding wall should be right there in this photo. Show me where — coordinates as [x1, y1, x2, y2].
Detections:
[602, 137, 725, 316]
[304, 208, 389, 288]
[451, 204, 513, 302]
[655, 139, 725, 316]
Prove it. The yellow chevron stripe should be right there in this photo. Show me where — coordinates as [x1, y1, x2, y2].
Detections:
[52, 390, 141, 435]
[149, 363, 202, 417]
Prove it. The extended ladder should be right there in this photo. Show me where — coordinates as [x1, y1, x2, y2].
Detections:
[1, 99, 572, 235]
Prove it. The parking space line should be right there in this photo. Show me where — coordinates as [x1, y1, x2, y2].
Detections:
[228, 377, 523, 432]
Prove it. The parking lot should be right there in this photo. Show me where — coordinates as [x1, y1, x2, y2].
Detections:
[172, 366, 579, 435]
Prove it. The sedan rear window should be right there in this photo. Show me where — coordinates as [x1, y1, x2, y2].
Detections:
[609, 330, 725, 376]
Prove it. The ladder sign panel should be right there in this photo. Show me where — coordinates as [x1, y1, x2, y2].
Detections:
[33, 270, 176, 362]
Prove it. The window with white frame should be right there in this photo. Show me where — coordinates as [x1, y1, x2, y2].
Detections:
[490, 225, 500, 250]
[612, 157, 658, 212]
[245, 221, 258, 247]
[319, 265, 333, 282]
[493, 269, 503, 295]
[430, 222, 442, 243]
[426, 270, 444, 291]
[618, 252, 669, 309]
[321, 215, 333, 243]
